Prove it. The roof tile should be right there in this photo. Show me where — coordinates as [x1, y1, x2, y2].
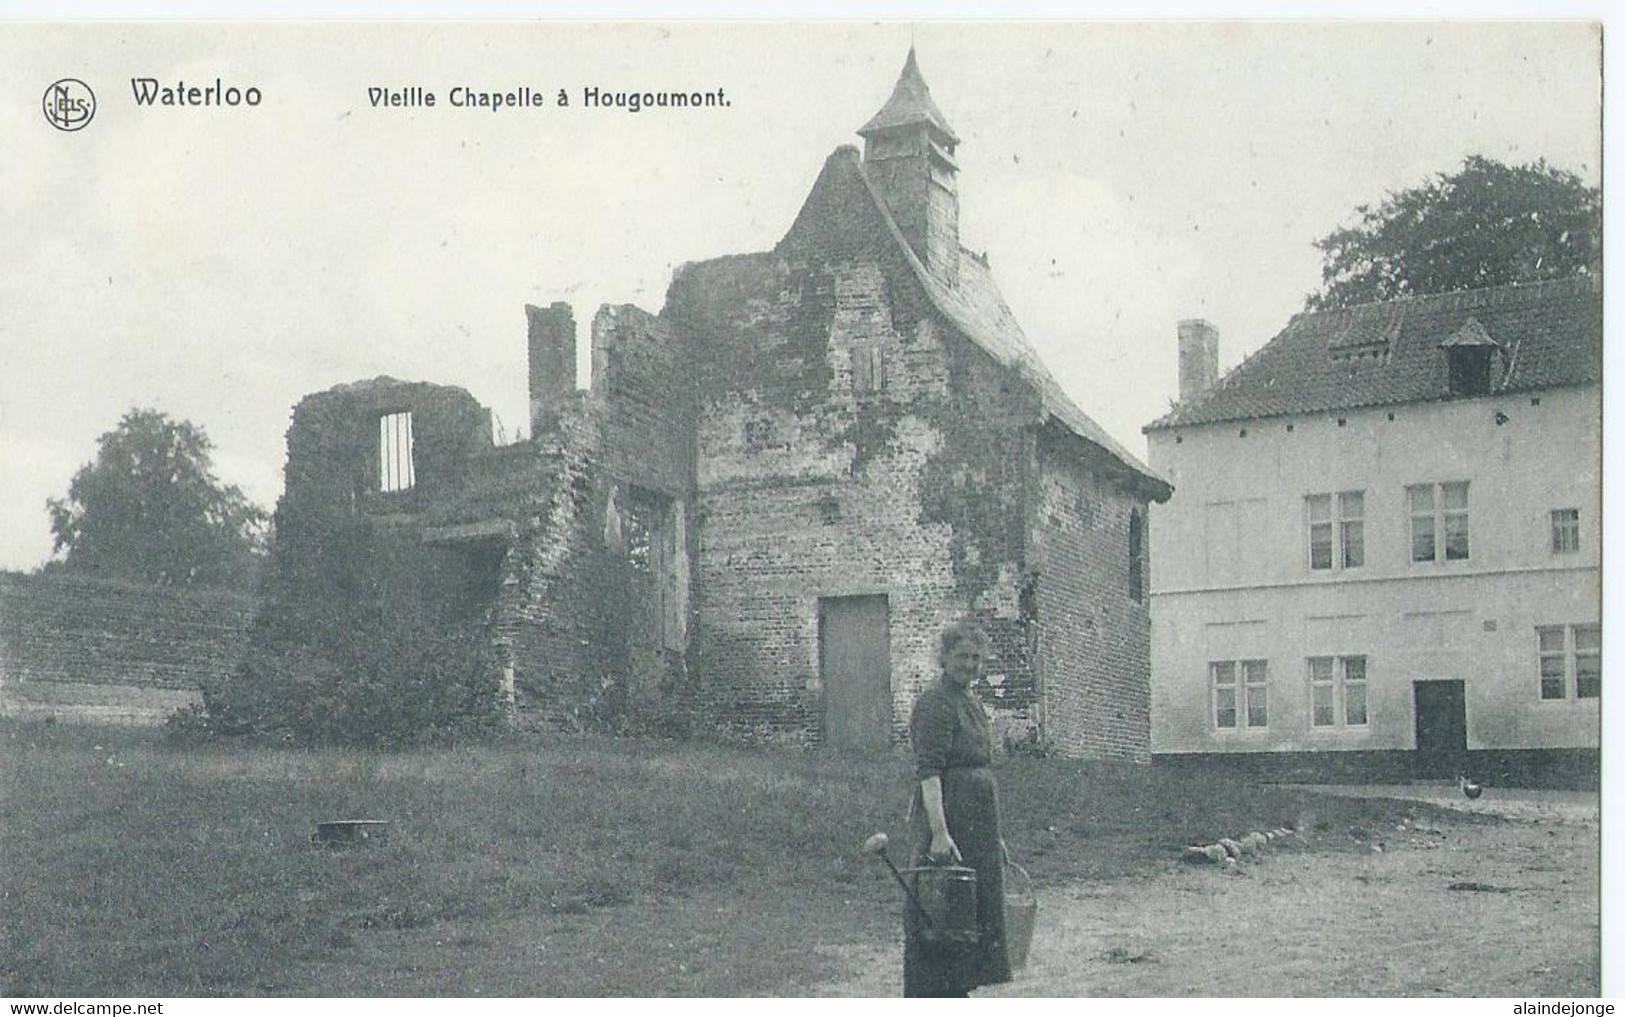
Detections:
[1147, 276, 1600, 430]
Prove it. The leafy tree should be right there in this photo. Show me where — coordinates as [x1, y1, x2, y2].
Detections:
[1308, 156, 1600, 310]
[47, 408, 268, 588]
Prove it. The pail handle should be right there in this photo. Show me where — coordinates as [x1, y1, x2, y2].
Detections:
[1007, 857, 1033, 890]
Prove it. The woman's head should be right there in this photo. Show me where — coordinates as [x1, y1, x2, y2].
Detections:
[939, 620, 989, 688]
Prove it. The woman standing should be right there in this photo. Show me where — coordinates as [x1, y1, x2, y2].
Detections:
[903, 620, 1012, 997]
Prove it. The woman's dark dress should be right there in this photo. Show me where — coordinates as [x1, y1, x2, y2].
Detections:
[904, 680, 1012, 997]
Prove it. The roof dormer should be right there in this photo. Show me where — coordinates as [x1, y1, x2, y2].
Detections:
[1441, 317, 1503, 397]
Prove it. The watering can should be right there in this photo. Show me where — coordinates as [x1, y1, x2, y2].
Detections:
[863, 832, 980, 945]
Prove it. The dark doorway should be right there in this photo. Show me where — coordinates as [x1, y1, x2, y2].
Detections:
[1413, 679, 1468, 778]
[819, 595, 892, 753]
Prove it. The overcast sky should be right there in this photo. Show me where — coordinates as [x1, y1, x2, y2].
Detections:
[0, 21, 1601, 571]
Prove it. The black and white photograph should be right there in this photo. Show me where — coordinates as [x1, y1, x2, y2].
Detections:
[0, 16, 1608, 1001]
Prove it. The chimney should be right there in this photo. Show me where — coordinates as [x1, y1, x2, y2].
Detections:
[1177, 319, 1219, 404]
[527, 302, 575, 431]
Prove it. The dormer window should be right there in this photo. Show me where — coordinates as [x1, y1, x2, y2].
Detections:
[378, 410, 415, 492]
[1447, 346, 1494, 396]
[1442, 317, 1500, 397]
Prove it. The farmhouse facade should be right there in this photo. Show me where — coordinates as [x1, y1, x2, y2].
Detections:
[1145, 277, 1601, 787]
[256, 51, 1171, 756]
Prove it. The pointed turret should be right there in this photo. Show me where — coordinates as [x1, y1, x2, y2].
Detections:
[858, 47, 959, 144]
[858, 48, 961, 287]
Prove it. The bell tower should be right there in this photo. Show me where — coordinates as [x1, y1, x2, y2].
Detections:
[858, 48, 961, 288]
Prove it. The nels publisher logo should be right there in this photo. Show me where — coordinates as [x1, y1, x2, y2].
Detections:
[43, 78, 96, 131]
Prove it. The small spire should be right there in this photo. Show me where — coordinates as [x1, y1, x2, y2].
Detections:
[858, 47, 958, 143]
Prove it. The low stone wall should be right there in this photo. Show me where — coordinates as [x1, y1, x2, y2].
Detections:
[0, 571, 254, 725]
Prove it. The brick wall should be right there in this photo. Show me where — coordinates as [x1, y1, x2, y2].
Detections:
[0, 571, 253, 723]
[665, 148, 1047, 745]
[589, 304, 695, 497]
[1030, 428, 1153, 761]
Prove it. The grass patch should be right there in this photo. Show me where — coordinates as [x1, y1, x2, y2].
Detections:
[0, 722, 1479, 996]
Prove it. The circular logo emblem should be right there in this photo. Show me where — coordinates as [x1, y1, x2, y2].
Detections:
[43, 79, 96, 131]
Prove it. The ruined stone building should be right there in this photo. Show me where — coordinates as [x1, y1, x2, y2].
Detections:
[261, 51, 1171, 756]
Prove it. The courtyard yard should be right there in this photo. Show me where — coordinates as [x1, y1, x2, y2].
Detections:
[0, 721, 1600, 996]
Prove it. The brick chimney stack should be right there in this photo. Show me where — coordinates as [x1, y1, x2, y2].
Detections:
[527, 302, 576, 432]
[1177, 319, 1219, 405]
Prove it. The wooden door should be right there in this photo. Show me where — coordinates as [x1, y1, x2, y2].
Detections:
[1413, 680, 1468, 778]
[819, 595, 892, 753]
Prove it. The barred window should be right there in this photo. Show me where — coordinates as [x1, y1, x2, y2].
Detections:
[378, 411, 415, 492]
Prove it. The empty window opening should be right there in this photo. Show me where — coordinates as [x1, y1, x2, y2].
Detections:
[1128, 508, 1146, 602]
[378, 411, 415, 492]
[622, 487, 666, 573]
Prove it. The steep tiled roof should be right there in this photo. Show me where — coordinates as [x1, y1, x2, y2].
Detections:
[857, 48, 959, 144]
[667, 145, 1169, 499]
[842, 150, 1169, 498]
[1146, 276, 1601, 431]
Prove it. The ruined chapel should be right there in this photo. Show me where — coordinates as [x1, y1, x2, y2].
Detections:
[260, 51, 1172, 757]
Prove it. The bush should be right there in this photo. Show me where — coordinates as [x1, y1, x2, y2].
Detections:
[186, 506, 508, 747]
[194, 616, 506, 748]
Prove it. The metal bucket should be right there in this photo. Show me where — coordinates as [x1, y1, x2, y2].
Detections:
[1004, 861, 1037, 970]
[901, 864, 979, 944]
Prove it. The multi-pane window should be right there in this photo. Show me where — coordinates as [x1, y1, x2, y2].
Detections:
[1211, 659, 1268, 729]
[1538, 624, 1600, 700]
[1307, 491, 1364, 570]
[1577, 626, 1601, 698]
[1551, 509, 1580, 553]
[378, 411, 415, 492]
[1408, 482, 1469, 562]
[1309, 655, 1368, 727]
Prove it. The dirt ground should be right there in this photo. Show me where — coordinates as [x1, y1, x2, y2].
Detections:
[818, 786, 1601, 997]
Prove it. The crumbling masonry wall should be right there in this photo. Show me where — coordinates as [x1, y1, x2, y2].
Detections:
[498, 303, 697, 730]
[244, 379, 513, 730]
